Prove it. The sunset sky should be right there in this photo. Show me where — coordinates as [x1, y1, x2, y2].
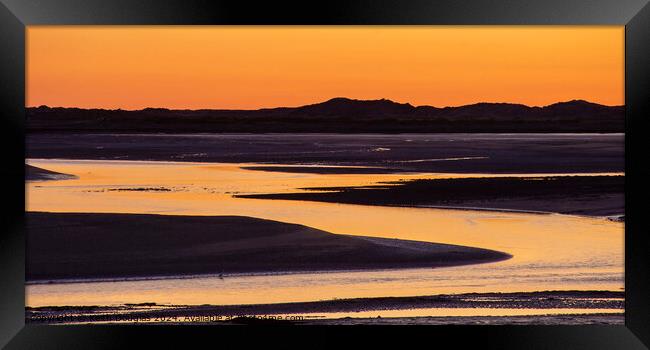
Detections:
[27, 26, 624, 110]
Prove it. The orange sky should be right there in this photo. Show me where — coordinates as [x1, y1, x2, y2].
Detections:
[26, 26, 624, 110]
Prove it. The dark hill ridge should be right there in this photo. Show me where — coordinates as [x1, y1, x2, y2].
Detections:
[285, 97, 416, 117]
[27, 98, 624, 133]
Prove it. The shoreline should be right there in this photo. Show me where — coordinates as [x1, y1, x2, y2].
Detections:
[27, 157, 625, 176]
[375, 204, 624, 221]
[25, 259, 511, 286]
[295, 313, 624, 325]
[35, 313, 626, 326]
[26, 290, 624, 325]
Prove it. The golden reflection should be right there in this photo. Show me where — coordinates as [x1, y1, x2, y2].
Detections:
[25, 159, 624, 308]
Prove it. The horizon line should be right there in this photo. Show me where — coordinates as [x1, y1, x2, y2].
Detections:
[26, 97, 624, 112]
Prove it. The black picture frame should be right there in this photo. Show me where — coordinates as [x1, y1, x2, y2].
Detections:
[1, 0, 649, 348]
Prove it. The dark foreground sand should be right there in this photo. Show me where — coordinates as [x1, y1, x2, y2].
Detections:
[237, 175, 624, 217]
[297, 314, 624, 325]
[25, 164, 76, 181]
[26, 212, 510, 281]
[25, 313, 624, 325]
[25, 291, 623, 325]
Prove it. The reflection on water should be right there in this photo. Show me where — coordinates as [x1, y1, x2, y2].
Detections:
[25, 159, 624, 308]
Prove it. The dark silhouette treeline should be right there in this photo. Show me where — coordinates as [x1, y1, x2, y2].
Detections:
[27, 97, 624, 133]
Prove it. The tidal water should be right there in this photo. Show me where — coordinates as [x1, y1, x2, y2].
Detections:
[25, 158, 624, 310]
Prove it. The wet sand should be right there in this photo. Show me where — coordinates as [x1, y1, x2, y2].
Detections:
[24, 133, 625, 324]
[25, 313, 625, 325]
[25, 290, 623, 325]
[298, 314, 624, 325]
[25, 164, 76, 181]
[240, 165, 402, 174]
[238, 175, 624, 217]
[26, 212, 510, 281]
[27, 133, 624, 174]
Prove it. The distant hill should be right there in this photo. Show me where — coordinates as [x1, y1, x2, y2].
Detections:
[27, 98, 624, 133]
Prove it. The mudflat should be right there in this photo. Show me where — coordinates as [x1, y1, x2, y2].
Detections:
[25, 164, 76, 181]
[25, 290, 623, 325]
[26, 133, 623, 174]
[26, 212, 510, 281]
[237, 175, 624, 217]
